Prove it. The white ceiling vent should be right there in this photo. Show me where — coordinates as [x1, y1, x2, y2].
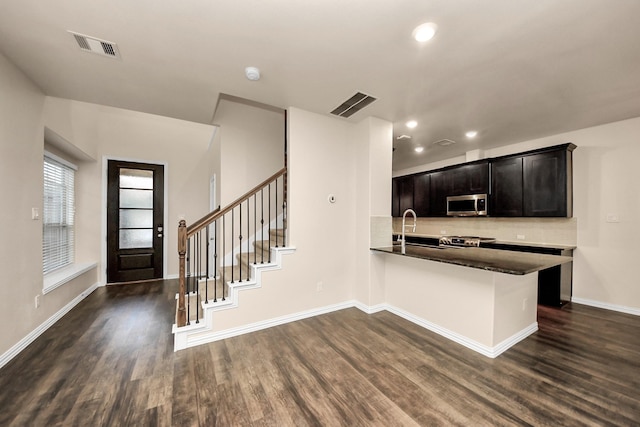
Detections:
[330, 92, 377, 118]
[433, 139, 456, 146]
[68, 31, 121, 59]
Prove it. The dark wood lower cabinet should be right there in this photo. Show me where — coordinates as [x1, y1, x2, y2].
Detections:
[484, 242, 573, 306]
[538, 261, 573, 307]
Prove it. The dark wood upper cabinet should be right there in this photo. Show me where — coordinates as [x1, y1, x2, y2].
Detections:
[392, 143, 574, 218]
[491, 143, 575, 217]
[490, 157, 523, 216]
[391, 178, 400, 217]
[397, 176, 413, 216]
[523, 149, 571, 217]
[450, 162, 489, 195]
[429, 170, 450, 216]
[413, 173, 430, 216]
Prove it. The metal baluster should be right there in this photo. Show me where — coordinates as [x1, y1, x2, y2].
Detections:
[231, 207, 235, 284]
[222, 215, 226, 301]
[214, 220, 218, 302]
[247, 198, 250, 281]
[275, 177, 279, 248]
[254, 193, 257, 266]
[195, 231, 199, 323]
[268, 183, 272, 263]
[261, 188, 264, 264]
[239, 203, 243, 282]
[205, 226, 209, 304]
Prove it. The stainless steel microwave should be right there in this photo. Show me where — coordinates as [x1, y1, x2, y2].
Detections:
[446, 194, 488, 216]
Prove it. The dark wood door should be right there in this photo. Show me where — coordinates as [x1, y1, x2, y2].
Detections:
[107, 160, 164, 283]
[523, 150, 568, 217]
[490, 157, 523, 216]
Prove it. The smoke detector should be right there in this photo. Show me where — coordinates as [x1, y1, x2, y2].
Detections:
[68, 31, 121, 59]
[245, 67, 261, 81]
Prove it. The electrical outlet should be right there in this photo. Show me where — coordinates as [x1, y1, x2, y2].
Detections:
[316, 281, 323, 292]
[35, 294, 40, 308]
[32, 208, 40, 220]
[440, 230, 447, 235]
[516, 234, 525, 240]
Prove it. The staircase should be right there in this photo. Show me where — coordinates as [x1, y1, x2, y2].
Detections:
[172, 168, 295, 351]
[178, 228, 285, 324]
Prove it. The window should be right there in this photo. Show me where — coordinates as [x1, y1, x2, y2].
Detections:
[43, 152, 76, 274]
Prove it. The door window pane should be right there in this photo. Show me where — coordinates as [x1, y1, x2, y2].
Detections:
[119, 229, 153, 249]
[119, 209, 153, 228]
[120, 168, 153, 189]
[120, 189, 153, 209]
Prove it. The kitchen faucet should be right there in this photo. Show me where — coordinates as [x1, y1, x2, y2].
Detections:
[400, 208, 417, 254]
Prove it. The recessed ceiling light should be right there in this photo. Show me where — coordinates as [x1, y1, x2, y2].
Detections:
[406, 120, 418, 129]
[414, 146, 424, 153]
[465, 130, 478, 138]
[412, 22, 438, 42]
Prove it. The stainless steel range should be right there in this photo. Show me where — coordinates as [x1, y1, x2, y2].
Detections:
[439, 236, 496, 247]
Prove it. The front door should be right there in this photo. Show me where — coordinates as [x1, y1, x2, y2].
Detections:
[107, 160, 164, 283]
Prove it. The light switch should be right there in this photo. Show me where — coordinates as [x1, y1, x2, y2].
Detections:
[606, 214, 620, 223]
[32, 208, 40, 220]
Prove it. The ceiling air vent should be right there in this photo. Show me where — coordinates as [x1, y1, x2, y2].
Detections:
[330, 92, 377, 118]
[433, 139, 456, 146]
[68, 31, 121, 59]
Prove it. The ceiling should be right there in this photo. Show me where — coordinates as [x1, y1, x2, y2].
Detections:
[2, 0, 640, 170]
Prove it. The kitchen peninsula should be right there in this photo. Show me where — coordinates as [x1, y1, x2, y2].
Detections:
[371, 241, 573, 358]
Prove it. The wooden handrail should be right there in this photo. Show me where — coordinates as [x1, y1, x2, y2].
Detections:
[186, 167, 286, 237]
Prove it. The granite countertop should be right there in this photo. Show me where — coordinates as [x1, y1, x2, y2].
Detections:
[391, 231, 576, 251]
[371, 243, 573, 275]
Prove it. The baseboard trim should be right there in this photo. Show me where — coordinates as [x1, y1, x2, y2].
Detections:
[181, 301, 355, 350]
[358, 303, 538, 359]
[177, 298, 537, 358]
[0, 281, 99, 369]
[571, 297, 640, 316]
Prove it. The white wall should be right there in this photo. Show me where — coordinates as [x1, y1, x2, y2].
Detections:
[213, 97, 285, 206]
[43, 97, 216, 282]
[354, 117, 393, 307]
[0, 54, 98, 358]
[205, 108, 360, 330]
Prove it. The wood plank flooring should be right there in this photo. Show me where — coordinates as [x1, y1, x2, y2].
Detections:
[0, 279, 638, 426]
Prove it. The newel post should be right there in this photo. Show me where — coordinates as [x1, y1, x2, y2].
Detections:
[177, 219, 187, 327]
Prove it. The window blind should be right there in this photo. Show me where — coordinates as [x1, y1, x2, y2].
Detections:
[43, 154, 76, 274]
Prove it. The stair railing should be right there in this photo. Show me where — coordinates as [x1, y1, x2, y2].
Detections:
[176, 167, 287, 327]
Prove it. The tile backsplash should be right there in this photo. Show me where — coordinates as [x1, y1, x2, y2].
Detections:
[392, 217, 577, 246]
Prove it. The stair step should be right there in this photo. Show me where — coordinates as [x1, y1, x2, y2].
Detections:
[269, 228, 286, 239]
[220, 265, 252, 283]
[198, 277, 229, 303]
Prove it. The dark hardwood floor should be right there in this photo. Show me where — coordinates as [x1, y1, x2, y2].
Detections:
[0, 279, 638, 426]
